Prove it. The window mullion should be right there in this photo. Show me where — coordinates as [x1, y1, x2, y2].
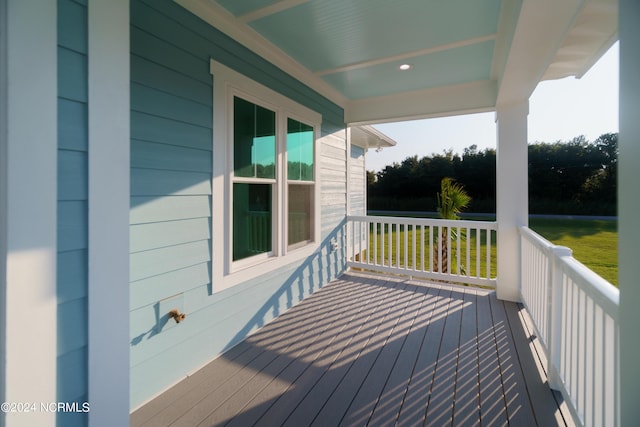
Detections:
[277, 110, 287, 257]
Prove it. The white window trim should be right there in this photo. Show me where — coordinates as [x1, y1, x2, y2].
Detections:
[210, 59, 322, 292]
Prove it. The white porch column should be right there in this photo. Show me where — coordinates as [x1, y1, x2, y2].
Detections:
[87, 0, 130, 425]
[1, 1, 58, 426]
[495, 101, 529, 302]
[619, 0, 640, 423]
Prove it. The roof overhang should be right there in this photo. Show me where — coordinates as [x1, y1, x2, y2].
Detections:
[176, 0, 618, 125]
[350, 125, 397, 150]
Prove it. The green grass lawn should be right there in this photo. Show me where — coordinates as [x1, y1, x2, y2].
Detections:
[529, 218, 618, 286]
[364, 224, 497, 279]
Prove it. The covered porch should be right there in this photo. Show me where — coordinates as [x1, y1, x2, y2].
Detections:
[4, 0, 637, 426]
[132, 272, 571, 427]
[131, 211, 617, 426]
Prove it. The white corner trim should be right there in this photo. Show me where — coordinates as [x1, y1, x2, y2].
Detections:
[3, 1, 57, 425]
[175, 0, 348, 108]
[87, 0, 130, 425]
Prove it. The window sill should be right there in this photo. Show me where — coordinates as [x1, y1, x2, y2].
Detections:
[214, 242, 320, 292]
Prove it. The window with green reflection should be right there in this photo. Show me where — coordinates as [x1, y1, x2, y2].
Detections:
[234, 97, 276, 179]
[287, 118, 314, 181]
[233, 183, 272, 261]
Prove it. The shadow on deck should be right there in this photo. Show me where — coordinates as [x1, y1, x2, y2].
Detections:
[132, 272, 574, 426]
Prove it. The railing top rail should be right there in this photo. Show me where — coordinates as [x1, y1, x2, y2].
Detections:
[519, 225, 555, 250]
[559, 255, 620, 314]
[520, 225, 619, 313]
[348, 215, 497, 230]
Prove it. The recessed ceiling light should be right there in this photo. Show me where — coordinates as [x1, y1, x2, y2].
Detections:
[399, 64, 412, 71]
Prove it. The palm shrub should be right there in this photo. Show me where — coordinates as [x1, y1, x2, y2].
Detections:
[434, 178, 471, 273]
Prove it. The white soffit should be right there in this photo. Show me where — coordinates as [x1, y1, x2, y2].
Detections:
[350, 125, 397, 150]
[542, 0, 618, 80]
[497, 0, 618, 106]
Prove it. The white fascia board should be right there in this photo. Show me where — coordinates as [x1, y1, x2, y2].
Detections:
[496, 0, 586, 106]
[4, 0, 57, 424]
[345, 80, 497, 126]
[87, 0, 130, 425]
[175, 0, 348, 108]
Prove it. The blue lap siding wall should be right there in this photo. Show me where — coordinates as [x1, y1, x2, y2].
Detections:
[129, 0, 347, 409]
[57, 0, 88, 426]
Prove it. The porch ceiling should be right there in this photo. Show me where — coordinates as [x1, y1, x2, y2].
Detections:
[178, 0, 617, 124]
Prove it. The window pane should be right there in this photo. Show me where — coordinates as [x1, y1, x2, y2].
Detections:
[233, 183, 272, 261]
[234, 97, 276, 179]
[287, 118, 314, 181]
[288, 184, 313, 247]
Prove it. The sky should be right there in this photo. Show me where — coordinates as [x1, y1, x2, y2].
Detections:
[367, 42, 619, 172]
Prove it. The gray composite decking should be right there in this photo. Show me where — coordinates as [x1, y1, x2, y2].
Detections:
[131, 273, 574, 427]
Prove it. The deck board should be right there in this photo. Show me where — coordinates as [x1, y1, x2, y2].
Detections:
[131, 273, 571, 427]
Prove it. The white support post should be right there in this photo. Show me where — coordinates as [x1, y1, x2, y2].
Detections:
[2, 1, 58, 426]
[619, 0, 640, 424]
[495, 101, 529, 302]
[87, 0, 130, 425]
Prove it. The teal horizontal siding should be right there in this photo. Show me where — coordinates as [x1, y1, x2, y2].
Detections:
[130, 240, 211, 282]
[57, 297, 88, 356]
[130, 27, 211, 86]
[57, 250, 88, 303]
[131, 55, 211, 105]
[57, 346, 87, 402]
[58, 150, 88, 201]
[58, 201, 88, 252]
[58, 47, 87, 102]
[131, 169, 211, 197]
[58, 0, 87, 53]
[130, 0, 347, 409]
[131, 263, 211, 310]
[58, 99, 88, 151]
[130, 218, 211, 253]
[131, 83, 212, 127]
[130, 195, 211, 224]
[57, 0, 88, 422]
[131, 139, 211, 172]
[131, 111, 212, 150]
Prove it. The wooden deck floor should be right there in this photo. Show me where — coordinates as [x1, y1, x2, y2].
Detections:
[131, 273, 573, 427]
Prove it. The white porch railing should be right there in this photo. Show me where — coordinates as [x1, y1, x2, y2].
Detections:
[346, 215, 497, 287]
[520, 226, 619, 427]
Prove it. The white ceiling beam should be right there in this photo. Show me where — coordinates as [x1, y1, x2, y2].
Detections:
[490, 0, 523, 81]
[496, 0, 586, 106]
[175, 0, 348, 107]
[346, 80, 497, 126]
[316, 34, 497, 77]
[238, 0, 312, 24]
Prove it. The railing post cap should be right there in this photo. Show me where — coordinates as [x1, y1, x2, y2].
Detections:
[552, 245, 572, 257]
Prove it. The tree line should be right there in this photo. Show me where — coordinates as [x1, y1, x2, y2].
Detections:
[367, 133, 617, 215]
